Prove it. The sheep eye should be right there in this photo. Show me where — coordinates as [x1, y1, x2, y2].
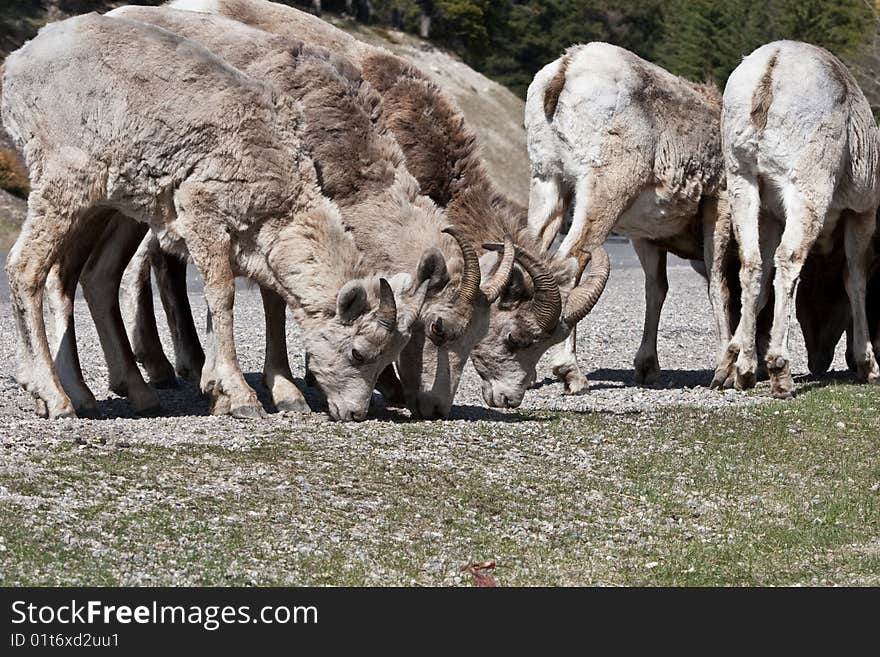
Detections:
[351, 348, 364, 363]
[505, 332, 527, 350]
[431, 319, 445, 338]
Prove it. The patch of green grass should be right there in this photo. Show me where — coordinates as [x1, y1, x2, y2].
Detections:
[1, 383, 878, 585]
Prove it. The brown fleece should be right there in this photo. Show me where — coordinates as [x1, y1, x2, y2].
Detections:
[543, 54, 570, 121]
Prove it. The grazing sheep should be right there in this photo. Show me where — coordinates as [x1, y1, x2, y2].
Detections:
[2, 13, 428, 420]
[68, 4, 514, 419]
[719, 41, 880, 397]
[168, 0, 608, 409]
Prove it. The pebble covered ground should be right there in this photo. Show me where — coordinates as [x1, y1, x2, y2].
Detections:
[2, 254, 872, 587]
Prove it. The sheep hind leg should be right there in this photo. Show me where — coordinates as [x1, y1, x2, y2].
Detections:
[261, 285, 310, 413]
[81, 216, 161, 415]
[722, 174, 777, 391]
[843, 209, 880, 385]
[764, 190, 826, 398]
[632, 239, 667, 385]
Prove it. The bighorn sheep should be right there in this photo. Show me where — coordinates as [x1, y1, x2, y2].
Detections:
[2, 13, 428, 420]
[719, 41, 880, 397]
[71, 4, 514, 420]
[526, 43, 733, 388]
[168, 0, 609, 409]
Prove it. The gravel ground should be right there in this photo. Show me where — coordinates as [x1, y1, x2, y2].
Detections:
[3, 246, 873, 587]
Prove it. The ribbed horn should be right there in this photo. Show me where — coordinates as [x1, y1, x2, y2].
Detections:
[479, 235, 515, 304]
[376, 278, 398, 332]
[561, 246, 610, 328]
[442, 227, 481, 317]
[511, 244, 562, 335]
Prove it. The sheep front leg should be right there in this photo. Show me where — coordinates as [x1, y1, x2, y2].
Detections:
[175, 211, 264, 419]
[631, 239, 667, 385]
[261, 285, 310, 413]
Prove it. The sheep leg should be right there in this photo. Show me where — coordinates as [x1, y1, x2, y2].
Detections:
[764, 188, 827, 398]
[843, 209, 880, 384]
[43, 244, 100, 418]
[175, 206, 264, 419]
[703, 194, 737, 389]
[6, 193, 78, 418]
[119, 236, 178, 387]
[631, 239, 667, 385]
[724, 173, 775, 390]
[150, 244, 205, 383]
[260, 285, 310, 413]
[548, 172, 642, 394]
[81, 216, 161, 415]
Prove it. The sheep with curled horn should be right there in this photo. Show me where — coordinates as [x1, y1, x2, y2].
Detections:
[526, 42, 741, 389]
[56, 4, 514, 420]
[2, 12, 432, 421]
[162, 0, 605, 410]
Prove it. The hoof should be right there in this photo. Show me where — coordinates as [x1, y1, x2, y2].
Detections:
[49, 405, 78, 420]
[634, 367, 660, 386]
[634, 354, 660, 386]
[209, 393, 231, 416]
[109, 380, 129, 397]
[231, 404, 267, 420]
[856, 358, 880, 384]
[563, 373, 589, 395]
[735, 369, 756, 391]
[34, 398, 49, 418]
[771, 388, 794, 400]
[710, 369, 732, 390]
[275, 398, 311, 414]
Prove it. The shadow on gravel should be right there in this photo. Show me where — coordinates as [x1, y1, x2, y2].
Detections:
[530, 368, 716, 391]
[75, 373, 536, 424]
[791, 369, 858, 394]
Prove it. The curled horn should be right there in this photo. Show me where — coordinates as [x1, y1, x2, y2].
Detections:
[376, 278, 398, 331]
[485, 242, 562, 335]
[561, 245, 610, 328]
[442, 227, 481, 316]
[479, 234, 515, 304]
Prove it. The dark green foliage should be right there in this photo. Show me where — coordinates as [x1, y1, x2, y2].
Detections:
[366, 1, 875, 97]
[0, 0, 876, 100]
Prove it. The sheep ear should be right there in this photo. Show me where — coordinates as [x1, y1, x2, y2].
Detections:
[416, 247, 450, 296]
[337, 281, 369, 323]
